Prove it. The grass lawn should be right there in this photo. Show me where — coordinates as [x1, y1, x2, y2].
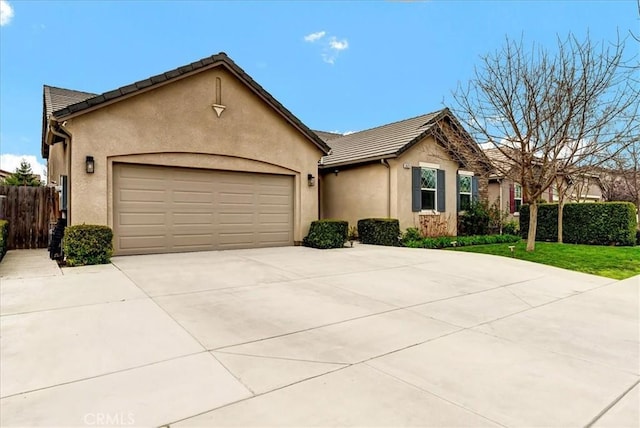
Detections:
[448, 241, 640, 280]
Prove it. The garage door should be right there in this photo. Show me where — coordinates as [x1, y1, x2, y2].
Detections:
[113, 163, 294, 255]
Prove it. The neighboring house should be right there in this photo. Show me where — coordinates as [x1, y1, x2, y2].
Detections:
[317, 109, 493, 236]
[485, 148, 605, 219]
[0, 169, 11, 181]
[42, 53, 329, 255]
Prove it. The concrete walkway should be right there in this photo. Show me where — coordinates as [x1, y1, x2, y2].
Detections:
[0, 246, 638, 427]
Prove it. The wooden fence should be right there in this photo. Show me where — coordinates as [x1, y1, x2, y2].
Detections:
[0, 185, 59, 250]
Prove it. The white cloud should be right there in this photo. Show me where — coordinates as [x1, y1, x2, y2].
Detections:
[0, 154, 47, 182]
[304, 31, 349, 65]
[304, 31, 326, 42]
[0, 0, 14, 26]
[328, 37, 348, 51]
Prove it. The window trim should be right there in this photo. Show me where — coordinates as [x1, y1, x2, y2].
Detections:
[420, 167, 437, 212]
[514, 183, 523, 214]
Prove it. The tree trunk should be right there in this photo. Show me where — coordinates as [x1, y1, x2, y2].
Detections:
[557, 200, 564, 243]
[526, 202, 538, 251]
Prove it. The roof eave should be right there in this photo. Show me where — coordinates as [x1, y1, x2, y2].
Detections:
[319, 154, 397, 170]
[51, 54, 330, 155]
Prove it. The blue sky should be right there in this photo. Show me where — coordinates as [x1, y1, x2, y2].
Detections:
[0, 0, 637, 177]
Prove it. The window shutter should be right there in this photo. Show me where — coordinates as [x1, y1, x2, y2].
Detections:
[472, 176, 479, 200]
[412, 167, 421, 212]
[548, 187, 553, 202]
[456, 174, 460, 212]
[437, 169, 446, 212]
[509, 183, 515, 214]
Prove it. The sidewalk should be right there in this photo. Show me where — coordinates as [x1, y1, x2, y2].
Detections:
[0, 249, 61, 280]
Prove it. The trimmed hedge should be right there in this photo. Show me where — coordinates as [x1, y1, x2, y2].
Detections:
[63, 224, 114, 266]
[357, 218, 401, 246]
[404, 234, 521, 249]
[0, 220, 8, 262]
[520, 202, 637, 246]
[303, 219, 348, 249]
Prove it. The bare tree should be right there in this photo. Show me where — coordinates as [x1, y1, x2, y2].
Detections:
[453, 34, 639, 251]
[601, 141, 640, 209]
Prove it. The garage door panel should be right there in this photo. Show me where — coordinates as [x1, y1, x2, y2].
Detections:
[172, 190, 214, 204]
[118, 189, 166, 203]
[258, 231, 291, 245]
[119, 212, 167, 226]
[219, 212, 254, 225]
[173, 234, 214, 248]
[173, 213, 214, 225]
[118, 235, 168, 251]
[259, 213, 290, 224]
[114, 164, 293, 255]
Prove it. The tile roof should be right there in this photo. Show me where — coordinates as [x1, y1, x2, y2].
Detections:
[320, 110, 445, 167]
[313, 130, 343, 142]
[43, 85, 97, 118]
[42, 52, 330, 157]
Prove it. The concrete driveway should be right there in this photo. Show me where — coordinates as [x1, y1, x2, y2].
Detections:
[0, 245, 638, 427]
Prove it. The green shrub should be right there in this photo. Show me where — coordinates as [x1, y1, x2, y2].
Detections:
[458, 200, 490, 236]
[502, 220, 519, 236]
[401, 227, 422, 246]
[520, 202, 637, 246]
[0, 220, 8, 261]
[303, 219, 348, 249]
[357, 218, 401, 246]
[63, 225, 113, 266]
[405, 234, 520, 249]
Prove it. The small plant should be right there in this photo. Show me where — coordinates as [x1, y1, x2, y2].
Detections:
[502, 220, 519, 236]
[347, 226, 358, 247]
[63, 224, 113, 267]
[488, 200, 510, 234]
[401, 227, 422, 246]
[303, 219, 348, 249]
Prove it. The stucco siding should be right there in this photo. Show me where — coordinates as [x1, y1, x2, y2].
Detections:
[47, 142, 68, 185]
[394, 136, 460, 235]
[488, 179, 512, 213]
[58, 67, 322, 242]
[320, 163, 388, 227]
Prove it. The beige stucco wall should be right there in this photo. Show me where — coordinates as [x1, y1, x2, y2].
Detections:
[320, 135, 464, 235]
[50, 66, 324, 242]
[320, 162, 389, 228]
[392, 136, 460, 234]
[47, 140, 68, 185]
[488, 178, 512, 213]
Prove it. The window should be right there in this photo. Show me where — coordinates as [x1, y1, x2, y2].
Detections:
[412, 166, 445, 213]
[420, 168, 436, 210]
[459, 175, 472, 211]
[514, 183, 522, 212]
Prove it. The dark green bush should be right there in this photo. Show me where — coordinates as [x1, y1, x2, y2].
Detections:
[458, 200, 490, 236]
[63, 224, 113, 266]
[520, 202, 637, 246]
[357, 218, 401, 246]
[403, 234, 520, 249]
[0, 220, 8, 261]
[303, 219, 348, 249]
